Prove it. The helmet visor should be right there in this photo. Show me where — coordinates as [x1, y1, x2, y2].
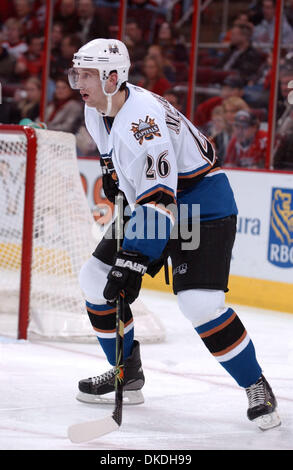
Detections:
[68, 68, 99, 90]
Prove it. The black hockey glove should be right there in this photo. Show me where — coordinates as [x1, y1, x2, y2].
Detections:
[102, 172, 118, 203]
[103, 250, 149, 305]
[100, 156, 119, 203]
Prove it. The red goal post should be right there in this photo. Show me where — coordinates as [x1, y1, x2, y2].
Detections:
[0, 125, 37, 339]
[0, 124, 95, 341]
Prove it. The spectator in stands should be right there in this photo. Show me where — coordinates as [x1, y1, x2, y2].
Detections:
[207, 105, 226, 141]
[285, 0, 293, 28]
[0, 0, 16, 23]
[274, 132, 293, 170]
[0, 28, 19, 119]
[13, 76, 41, 122]
[243, 49, 272, 109]
[248, 0, 264, 25]
[127, 0, 166, 43]
[276, 61, 293, 137]
[125, 18, 149, 64]
[45, 77, 82, 133]
[51, 22, 64, 60]
[124, 18, 149, 83]
[54, 0, 81, 35]
[15, 34, 44, 79]
[223, 96, 251, 130]
[225, 110, 267, 168]
[0, 29, 16, 81]
[194, 75, 246, 131]
[50, 34, 82, 79]
[163, 88, 185, 113]
[147, 44, 176, 83]
[221, 11, 254, 43]
[77, 0, 109, 44]
[13, 0, 40, 37]
[137, 55, 171, 96]
[0, 101, 21, 124]
[35, 0, 46, 31]
[2, 18, 28, 59]
[253, 0, 293, 50]
[212, 96, 250, 164]
[216, 23, 265, 84]
[155, 21, 188, 63]
[129, 0, 164, 13]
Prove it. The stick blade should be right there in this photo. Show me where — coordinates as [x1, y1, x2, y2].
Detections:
[68, 415, 119, 443]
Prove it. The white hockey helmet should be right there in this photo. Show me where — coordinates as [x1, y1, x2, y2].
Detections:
[69, 38, 130, 94]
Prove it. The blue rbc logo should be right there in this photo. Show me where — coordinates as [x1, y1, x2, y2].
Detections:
[268, 188, 293, 268]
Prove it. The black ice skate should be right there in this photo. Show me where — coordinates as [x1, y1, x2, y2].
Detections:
[245, 375, 281, 430]
[76, 340, 145, 405]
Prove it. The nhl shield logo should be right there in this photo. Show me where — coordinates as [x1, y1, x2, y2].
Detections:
[268, 187, 293, 268]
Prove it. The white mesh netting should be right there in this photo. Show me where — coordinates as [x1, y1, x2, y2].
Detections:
[0, 128, 165, 343]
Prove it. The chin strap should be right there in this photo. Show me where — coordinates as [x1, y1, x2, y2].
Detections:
[99, 79, 122, 117]
[100, 95, 112, 117]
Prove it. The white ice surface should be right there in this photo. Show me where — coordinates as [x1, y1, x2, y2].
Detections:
[0, 289, 292, 450]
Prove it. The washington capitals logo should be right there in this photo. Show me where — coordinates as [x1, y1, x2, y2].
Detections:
[131, 116, 161, 145]
[109, 44, 119, 54]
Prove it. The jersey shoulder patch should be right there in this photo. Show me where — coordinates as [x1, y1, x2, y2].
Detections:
[130, 115, 161, 145]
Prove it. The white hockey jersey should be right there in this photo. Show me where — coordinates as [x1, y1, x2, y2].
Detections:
[84, 84, 237, 260]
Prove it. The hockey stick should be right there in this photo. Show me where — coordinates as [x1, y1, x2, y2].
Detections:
[68, 192, 125, 443]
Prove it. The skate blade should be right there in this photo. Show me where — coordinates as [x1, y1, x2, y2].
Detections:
[253, 410, 281, 431]
[76, 389, 144, 405]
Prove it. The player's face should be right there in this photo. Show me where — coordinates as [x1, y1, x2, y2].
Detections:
[77, 68, 119, 114]
[75, 69, 106, 110]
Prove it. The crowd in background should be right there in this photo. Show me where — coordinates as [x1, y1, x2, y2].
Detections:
[0, 0, 293, 170]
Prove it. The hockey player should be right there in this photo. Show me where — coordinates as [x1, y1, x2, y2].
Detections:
[68, 38, 281, 430]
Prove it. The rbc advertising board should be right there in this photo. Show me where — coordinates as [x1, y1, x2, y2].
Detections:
[226, 169, 293, 284]
[268, 187, 293, 268]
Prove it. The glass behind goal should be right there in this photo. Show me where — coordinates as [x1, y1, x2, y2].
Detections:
[0, 125, 165, 343]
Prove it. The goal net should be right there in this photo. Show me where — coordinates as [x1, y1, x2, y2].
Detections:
[0, 125, 165, 343]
